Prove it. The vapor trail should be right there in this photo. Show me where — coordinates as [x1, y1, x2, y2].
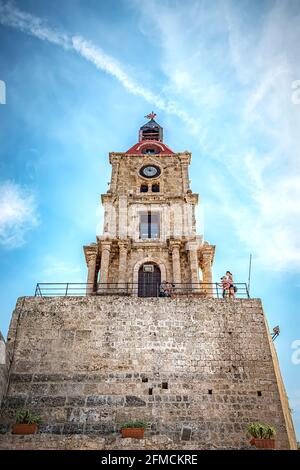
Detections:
[0, 1, 198, 130]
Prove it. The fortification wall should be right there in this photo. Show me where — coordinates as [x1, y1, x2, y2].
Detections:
[0, 296, 296, 449]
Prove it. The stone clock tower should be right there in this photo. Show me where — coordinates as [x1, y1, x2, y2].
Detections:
[0, 114, 296, 450]
[83, 113, 215, 295]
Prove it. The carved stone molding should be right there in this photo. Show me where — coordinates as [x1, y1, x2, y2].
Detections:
[178, 153, 191, 165]
[118, 240, 131, 253]
[200, 243, 215, 270]
[168, 239, 181, 252]
[83, 245, 98, 266]
[200, 257, 211, 272]
[185, 240, 200, 252]
[100, 241, 112, 253]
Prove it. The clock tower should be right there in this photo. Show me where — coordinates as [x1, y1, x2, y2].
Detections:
[83, 114, 215, 296]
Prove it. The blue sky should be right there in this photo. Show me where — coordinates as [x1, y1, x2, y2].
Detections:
[0, 0, 299, 439]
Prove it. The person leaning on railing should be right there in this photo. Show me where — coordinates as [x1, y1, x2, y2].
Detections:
[159, 281, 174, 297]
[165, 282, 174, 297]
[159, 281, 167, 297]
[220, 276, 230, 298]
[226, 271, 236, 298]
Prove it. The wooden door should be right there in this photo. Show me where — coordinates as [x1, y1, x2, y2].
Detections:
[138, 263, 161, 297]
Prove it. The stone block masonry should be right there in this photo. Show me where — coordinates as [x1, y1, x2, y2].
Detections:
[0, 296, 297, 450]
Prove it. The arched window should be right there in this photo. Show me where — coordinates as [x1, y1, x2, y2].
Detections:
[152, 184, 159, 192]
[142, 147, 160, 154]
[140, 184, 148, 193]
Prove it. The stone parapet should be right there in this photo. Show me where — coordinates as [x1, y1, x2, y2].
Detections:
[0, 433, 254, 450]
[0, 296, 296, 449]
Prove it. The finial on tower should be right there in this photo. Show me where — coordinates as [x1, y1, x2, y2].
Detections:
[139, 112, 163, 142]
[145, 111, 157, 120]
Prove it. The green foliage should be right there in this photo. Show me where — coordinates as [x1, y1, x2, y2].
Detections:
[120, 420, 148, 430]
[15, 409, 42, 425]
[246, 422, 276, 439]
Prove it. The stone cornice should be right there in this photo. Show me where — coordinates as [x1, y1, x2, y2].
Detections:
[168, 239, 182, 250]
[185, 240, 201, 252]
[100, 193, 199, 203]
[128, 194, 199, 203]
[109, 151, 191, 161]
[118, 239, 131, 252]
[185, 193, 199, 204]
[99, 240, 112, 252]
[83, 244, 98, 266]
[101, 193, 114, 203]
[109, 153, 121, 164]
[178, 152, 191, 164]
[131, 240, 166, 250]
[200, 243, 216, 266]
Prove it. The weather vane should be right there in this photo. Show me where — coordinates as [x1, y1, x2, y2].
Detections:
[145, 111, 157, 120]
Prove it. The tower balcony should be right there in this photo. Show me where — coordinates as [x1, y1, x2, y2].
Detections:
[34, 282, 250, 299]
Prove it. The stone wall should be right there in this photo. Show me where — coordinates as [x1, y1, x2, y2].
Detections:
[103, 241, 200, 286]
[109, 154, 191, 197]
[0, 433, 253, 450]
[0, 332, 7, 409]
[0, 296, 297, 449]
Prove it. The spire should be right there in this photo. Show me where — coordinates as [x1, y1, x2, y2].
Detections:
[139, 112, 163, 142]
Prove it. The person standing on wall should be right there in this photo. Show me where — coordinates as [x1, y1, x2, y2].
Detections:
[226, 271, 236, 298]
[221, 276, 230, 298]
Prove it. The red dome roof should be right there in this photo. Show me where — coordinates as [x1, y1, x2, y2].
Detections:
[126, 140, 174, 155]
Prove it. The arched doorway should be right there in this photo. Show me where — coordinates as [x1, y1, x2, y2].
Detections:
[138, 263, 161, 297]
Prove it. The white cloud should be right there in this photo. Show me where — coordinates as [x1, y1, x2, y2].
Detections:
[224, 3, 300, 271]
[41, 255, 82, 280]
[135, 0, 300, 272]
[0, 181, 39, 248]
[1, 0, 300, 272]
[0, 0, 198, 131]
[208, 165, 300, 272]
[0, 0, 70, 48]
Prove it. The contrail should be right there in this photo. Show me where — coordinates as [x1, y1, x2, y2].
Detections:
[0, 1, 70, 48]
[0, 1, 199, 131]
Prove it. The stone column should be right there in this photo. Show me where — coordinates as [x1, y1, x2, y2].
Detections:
[179, 154, 191, 193]
[86, 251, 97, 295]
[118, 196, 128, 239]
[200, 251, 213, 297]
[110, 156, 119, 194]
[99, 242, 112, 291]
[102, 198, 116, 239]
[170, 241, 181, 287]
[182, 162, 189, 193]
[186, 241, 200, 289]
[173, 203, 182, 238]
[118, 241, 128, 290]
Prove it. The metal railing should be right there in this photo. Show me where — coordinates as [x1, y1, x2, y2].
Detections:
[34, 282, 250, 298]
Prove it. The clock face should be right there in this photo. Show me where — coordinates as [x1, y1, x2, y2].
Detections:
[140, 165, 161, 178]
